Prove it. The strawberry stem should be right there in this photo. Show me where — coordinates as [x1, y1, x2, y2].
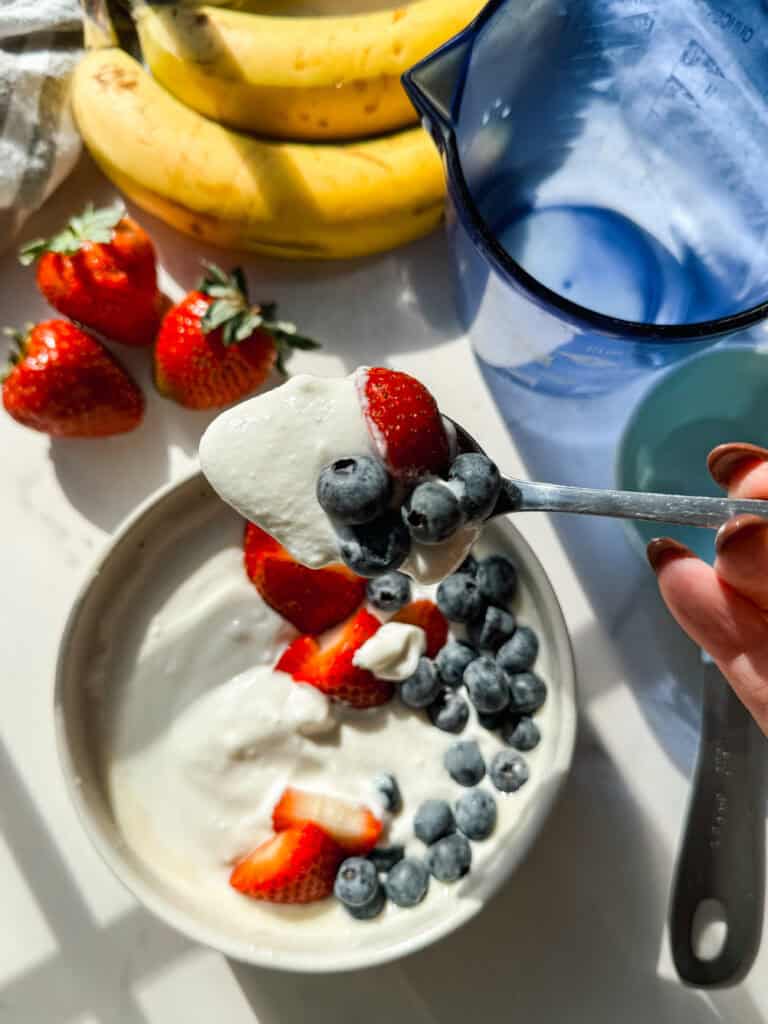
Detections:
[18, 202, 124, 265]
[197, 262, 320, 368]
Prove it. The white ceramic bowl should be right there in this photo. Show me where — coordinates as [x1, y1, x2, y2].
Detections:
[55, 473, 577, 972]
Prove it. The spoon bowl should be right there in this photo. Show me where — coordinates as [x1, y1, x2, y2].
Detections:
[446, 416, 768, 530]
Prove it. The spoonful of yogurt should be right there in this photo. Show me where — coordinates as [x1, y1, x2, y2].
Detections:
[200, 367, 768, 585]
[199, 367, 483, 584]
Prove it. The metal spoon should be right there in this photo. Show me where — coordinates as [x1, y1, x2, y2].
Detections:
[448, 418, 768, 530]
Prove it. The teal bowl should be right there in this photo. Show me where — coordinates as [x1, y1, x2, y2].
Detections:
[617, 346, 768, 562]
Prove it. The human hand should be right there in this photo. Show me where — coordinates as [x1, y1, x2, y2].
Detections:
[648, 443, 768, 737]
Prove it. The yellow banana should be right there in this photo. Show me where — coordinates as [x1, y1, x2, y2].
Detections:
[71, 47, 445, 259]
[133, 0, 484, 140]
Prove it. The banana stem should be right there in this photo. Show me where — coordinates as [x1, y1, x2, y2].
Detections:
[82, 0, 118, 49]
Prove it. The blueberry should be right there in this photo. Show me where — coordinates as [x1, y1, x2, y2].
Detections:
[448, 453, 502, 523]
[338, 511, 411, 577]
[501, 715, 541, 751]
[346, 882, 387, 919]
[385, 858, 430, 907]
[489, 749, 530, 793]
[317, 455, 392, 525]
[444, 739, 486, 786]
[435, 640, 477, 688]
[374, 772, 402, 813]
[497, 625, 539, 673]
[426, 833, 472, 883]
[468, 606, 517, 652]
[402, 481, 465, 544]
[367, 845, 405, 872]
[477, 709, 506, 731]
[507, 671, 548, 714]
[436, 573, 487, 623]
[455, 788, 497, 840]
[334, 857, 380, 908]
[463, 656, 510, 714]
[428, 690, 469, 734]
[366, 571, 411, 612]
[476, 555, 518, 604]
[400, 658, 442, 709]
[414, 799, 455, 844]
[458, 552, 478, 576]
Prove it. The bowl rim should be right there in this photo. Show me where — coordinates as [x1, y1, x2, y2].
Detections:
[54, 470, 578, 973]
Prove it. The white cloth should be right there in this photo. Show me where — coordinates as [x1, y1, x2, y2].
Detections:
[0, 0, 82, 245]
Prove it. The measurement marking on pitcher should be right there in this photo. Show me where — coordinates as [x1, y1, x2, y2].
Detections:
[692, 0, 754, 43]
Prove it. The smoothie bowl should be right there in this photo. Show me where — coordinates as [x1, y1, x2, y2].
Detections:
[55, 370, 576, 972]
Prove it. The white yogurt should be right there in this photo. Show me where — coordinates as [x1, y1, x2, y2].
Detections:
[352, 622, 426, 681]
[199, 372, 475, 584]
[200, 374, 370, 571]
[104, 515, 560, 941]
[113, 669, 335, 870]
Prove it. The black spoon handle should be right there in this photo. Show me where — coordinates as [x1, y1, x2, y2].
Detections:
[670, 665, 767, 987]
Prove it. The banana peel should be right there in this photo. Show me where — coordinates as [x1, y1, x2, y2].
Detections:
[72, 46, 446, 259]
[133, 0, 484, 140]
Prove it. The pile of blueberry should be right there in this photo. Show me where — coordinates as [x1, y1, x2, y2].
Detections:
[326, 490, 548, 920]
[368, 553, 546, 752]
[334, 771, 501, 920]
[316, 451, 501, 577]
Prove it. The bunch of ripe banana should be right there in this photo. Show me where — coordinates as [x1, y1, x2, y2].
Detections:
[73, 0, 484, 259]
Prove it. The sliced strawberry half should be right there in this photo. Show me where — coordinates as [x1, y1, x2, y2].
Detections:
[355, 366, 450, 480]
[391, 599, 449, 658]
[272, 787, 382, 855]
[229, 823, 343, 903]
[244, 522, 365, 634]
[276, 608, 394, 709]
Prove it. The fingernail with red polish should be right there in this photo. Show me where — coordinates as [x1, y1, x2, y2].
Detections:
[646, 537, 694, 573]
[708, 443, 768, 488]
[715, 514, 768, 555]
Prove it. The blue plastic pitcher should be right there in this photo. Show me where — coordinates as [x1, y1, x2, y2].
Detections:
[403, 0, 768, 397]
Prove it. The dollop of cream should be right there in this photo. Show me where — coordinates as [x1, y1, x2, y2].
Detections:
[352, 622, 426, 681]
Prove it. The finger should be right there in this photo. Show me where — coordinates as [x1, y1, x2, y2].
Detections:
[648, 540, 768, 735]
[708, 444, 768, 607]
[708, 442, 768, 498]
[713, 515, 768, 611]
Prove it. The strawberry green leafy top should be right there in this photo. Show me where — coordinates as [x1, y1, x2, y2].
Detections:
[18, 203, 125, 265]
[198, 262, 320, 371]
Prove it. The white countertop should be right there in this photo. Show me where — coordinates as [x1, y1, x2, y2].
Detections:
[2, 155, 766, 1023]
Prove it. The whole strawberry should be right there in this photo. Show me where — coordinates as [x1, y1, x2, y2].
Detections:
[2, 320, 144, 437]
[19, 203, 161, 347]
[154, 263, 319, 410]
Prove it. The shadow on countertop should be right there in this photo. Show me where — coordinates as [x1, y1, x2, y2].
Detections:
[142, 201, 466, 359]
[47, 357, 221, 533]
[0, 737, 194, 1024]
